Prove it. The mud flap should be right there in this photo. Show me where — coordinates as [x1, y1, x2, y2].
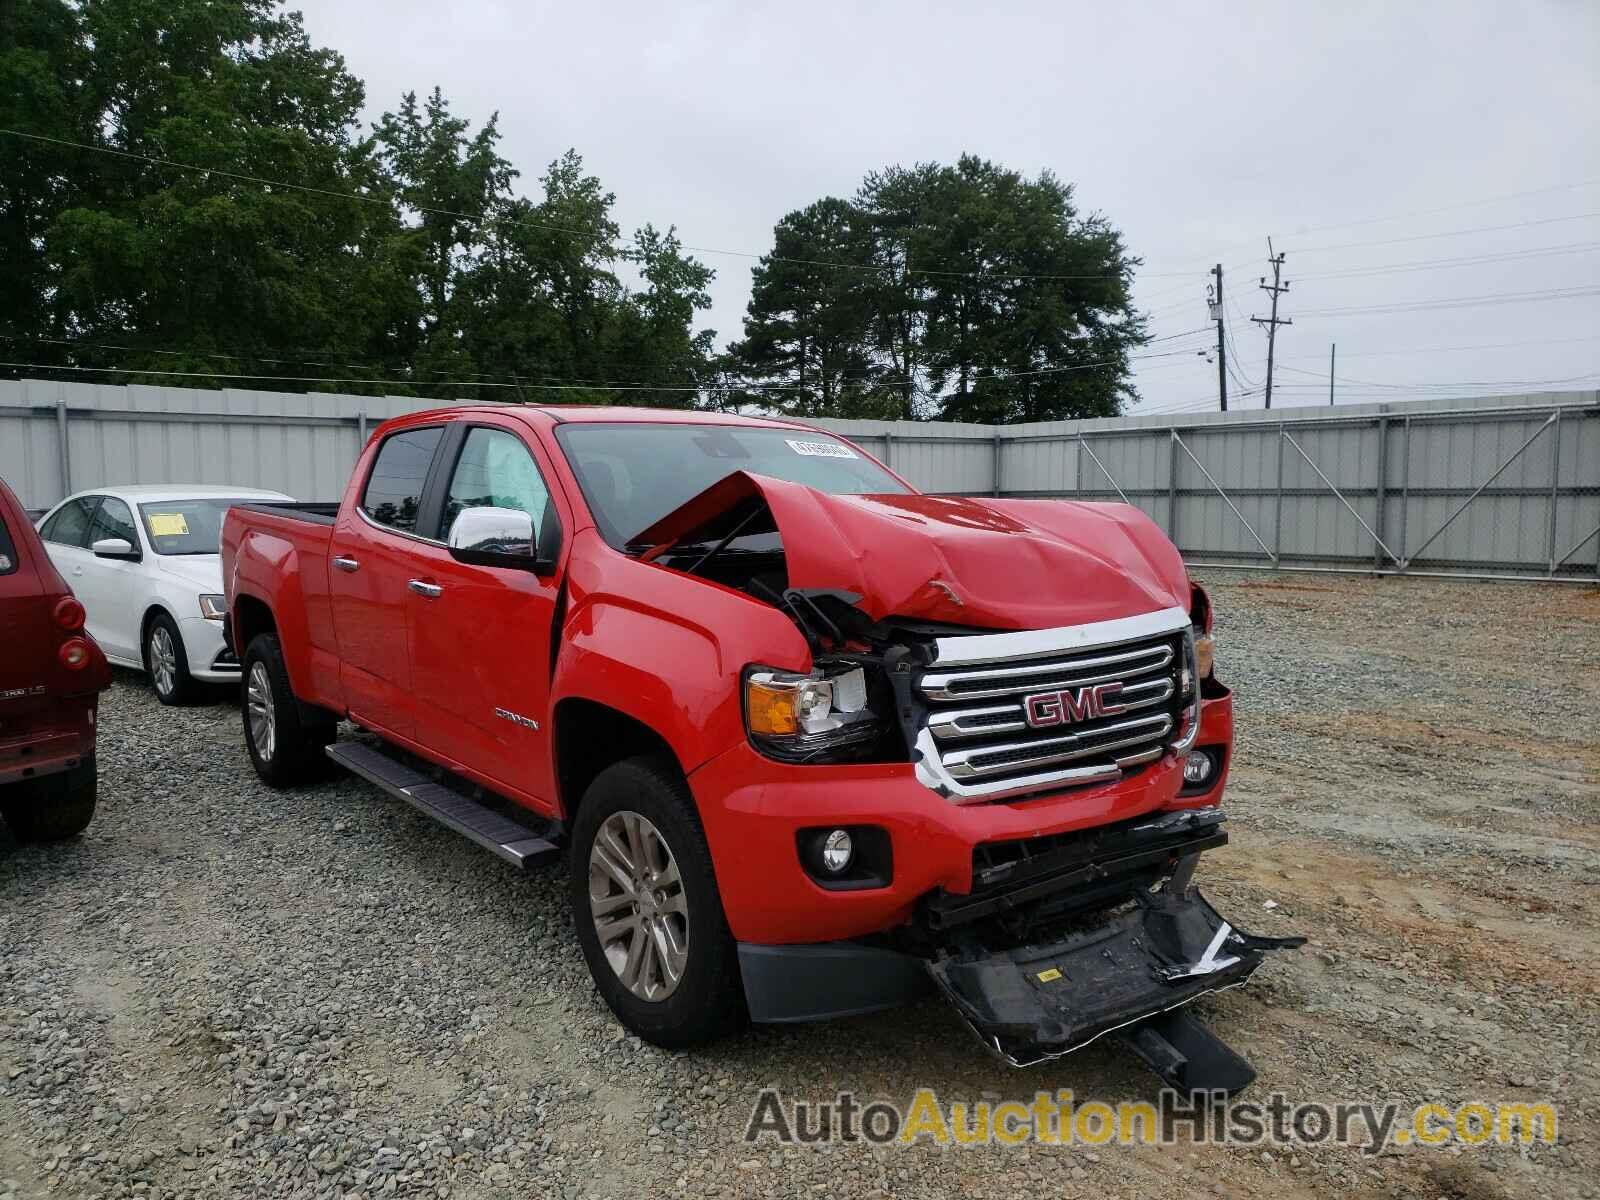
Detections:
[925, 889, 1304, 1090]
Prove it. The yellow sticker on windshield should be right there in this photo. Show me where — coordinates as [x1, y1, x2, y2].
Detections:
[1036, 968, 1063, 983]
[148, 512, 190, 537]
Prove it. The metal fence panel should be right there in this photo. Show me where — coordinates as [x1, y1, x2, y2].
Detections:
[2, 379, 1594, 579]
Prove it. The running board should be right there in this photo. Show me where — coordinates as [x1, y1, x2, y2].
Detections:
[326, 741, 561, 870]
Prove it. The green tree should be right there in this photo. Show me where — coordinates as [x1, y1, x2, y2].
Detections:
[730, 156, 1144, 422]
[39, 0, 413, 389]
[727, 198, 890, 418]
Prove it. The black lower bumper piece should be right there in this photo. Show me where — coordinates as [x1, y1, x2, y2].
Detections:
[926, 887, 1304, 1090]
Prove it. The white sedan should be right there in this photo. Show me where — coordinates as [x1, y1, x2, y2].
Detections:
[35, 485, 292, 703]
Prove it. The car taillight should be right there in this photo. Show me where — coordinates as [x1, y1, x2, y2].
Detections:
[59, 638, 91, 669]
[54, 596, 86, 630]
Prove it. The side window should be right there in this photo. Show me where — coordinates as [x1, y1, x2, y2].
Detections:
[361, 427, 444, 534]
[40, 497, 99, 548]
[89, 496, 139, 551]
[442, 427, 552, 540]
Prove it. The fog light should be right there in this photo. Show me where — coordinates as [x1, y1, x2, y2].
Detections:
[820, 829, 853, 874]
[1183, 752, 1215, 786]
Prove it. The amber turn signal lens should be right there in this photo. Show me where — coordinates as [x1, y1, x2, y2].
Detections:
[59, 637, 91, 669]
[745, 679, 799, 736]
[1194, 633, 1215, 679]
[53, 596, 85, 630]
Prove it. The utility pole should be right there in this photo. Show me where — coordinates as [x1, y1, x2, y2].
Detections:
[1251, 239, 1291, 409]
[1207, 264, 1227, 412]
[1328, 343, 1336, 406]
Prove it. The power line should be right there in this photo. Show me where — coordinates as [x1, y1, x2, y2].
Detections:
[1274, 333, 1600, 364]
[1291, 241, 1600, 281]
[1292, 284, 1600, 318]
[1273, 365, 1600, 390]
[1291, 211, 1600, 255]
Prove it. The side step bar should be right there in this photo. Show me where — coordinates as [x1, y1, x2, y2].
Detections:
[326, 741, 561, 870]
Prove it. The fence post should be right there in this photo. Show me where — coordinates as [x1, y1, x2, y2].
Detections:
[1273, 424, 1285, 565]
[1074, 431, 1084, 496]
[358, 406, 368, 446]
[1546, 407, 1561, 575]
[1167, 428, 1180, 549]
[1373, 415, 1389, 572]
[882, 429, 894, 470]
[991, 430, 1003, 498]
[55, 398, 71, 498]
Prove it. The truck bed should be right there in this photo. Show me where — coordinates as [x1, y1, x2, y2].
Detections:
[232, 501, 340, 526]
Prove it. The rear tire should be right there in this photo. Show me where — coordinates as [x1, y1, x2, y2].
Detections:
[569, 755, 744, 1048]
[241, 633, 334, 787]
[1, 756, 97, 842]
[145, 613, 196, 705]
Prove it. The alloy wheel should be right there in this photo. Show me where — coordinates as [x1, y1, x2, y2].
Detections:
[246, 661, 276, 763]
[588, 810, 689, 1001]
[149, 626, 178, 696]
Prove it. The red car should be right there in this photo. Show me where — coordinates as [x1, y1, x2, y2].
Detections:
[0, 475, 111, 841]
[222, 407, 1300, 1091]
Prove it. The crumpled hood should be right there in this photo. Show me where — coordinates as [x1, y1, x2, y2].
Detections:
[631, 471, 1189, 629]
[156, 554, 223, 592]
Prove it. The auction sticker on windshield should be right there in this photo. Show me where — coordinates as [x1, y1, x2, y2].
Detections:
[147, 512, 190, 537]
[786, 439, 857, 459]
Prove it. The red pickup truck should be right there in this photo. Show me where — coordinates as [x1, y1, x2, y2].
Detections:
[0, 474, 111, 841]
[222, 406, 1299, 1090]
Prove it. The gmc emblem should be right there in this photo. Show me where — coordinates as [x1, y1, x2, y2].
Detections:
[1024, 682, 1126, 729]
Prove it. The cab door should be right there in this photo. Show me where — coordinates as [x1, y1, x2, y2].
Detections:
[327, 424, 447, 740]
[403, 420, 566, 813]
[37, 498, 107, 647]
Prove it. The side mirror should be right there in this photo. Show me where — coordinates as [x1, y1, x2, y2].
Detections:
[91, 537, 138, 561]
[447, 507, 538, 570]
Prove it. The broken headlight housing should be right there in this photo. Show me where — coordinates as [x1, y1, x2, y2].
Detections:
[743, 664, 886, 762]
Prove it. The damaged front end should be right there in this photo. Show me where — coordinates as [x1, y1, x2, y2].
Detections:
[916, 806, 1304, 1090]
[631, 468, 1303, 1090]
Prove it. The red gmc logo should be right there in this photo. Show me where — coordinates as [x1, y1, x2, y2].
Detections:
[1024, 682, 1126, 729]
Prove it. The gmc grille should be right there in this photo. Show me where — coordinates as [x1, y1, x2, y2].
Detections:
[910, 606, 1200, 804]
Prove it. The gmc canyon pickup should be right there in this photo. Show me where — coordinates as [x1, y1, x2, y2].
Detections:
[222, 406, 1300, 1090]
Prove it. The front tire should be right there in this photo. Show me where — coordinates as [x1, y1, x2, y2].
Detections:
[569, 756, 744, 1048]
[1, 756, 97, 842]
[145, 613, 196, 705]
[241, 633, 334, 787]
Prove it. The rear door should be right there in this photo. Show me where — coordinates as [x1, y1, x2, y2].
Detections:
[37, 498, 107, 648]
[327, 425, 447, 740]
[403, 420, 565, 811]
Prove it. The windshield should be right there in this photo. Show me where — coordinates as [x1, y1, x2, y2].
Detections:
[555, 423, 908, 549]
[138, 499, 264, 556]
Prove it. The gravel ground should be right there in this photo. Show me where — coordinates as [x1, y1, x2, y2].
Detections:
[2, 571, 1597, 1200]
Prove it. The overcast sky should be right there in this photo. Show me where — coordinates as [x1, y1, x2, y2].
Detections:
[301, 1, 1599, 414]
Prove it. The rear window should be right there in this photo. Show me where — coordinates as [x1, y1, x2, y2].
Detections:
[0, 510, 15, 575]
[362, 427, 445, 534]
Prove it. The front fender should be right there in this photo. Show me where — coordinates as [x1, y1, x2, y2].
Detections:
[552, 531, 812, 780]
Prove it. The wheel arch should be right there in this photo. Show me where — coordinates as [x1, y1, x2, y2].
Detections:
[139, 602, 180, 665]
[553, 697, 685, 825]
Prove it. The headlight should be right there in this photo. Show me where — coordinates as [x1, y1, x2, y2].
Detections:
[199, 594, 227, 621]
[744, 665, 884, 761]
[1194, 631, 1215, 679]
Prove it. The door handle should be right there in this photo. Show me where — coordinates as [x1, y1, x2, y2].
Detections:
[407, 579, 442, 598]
[332, 556, 360, 573]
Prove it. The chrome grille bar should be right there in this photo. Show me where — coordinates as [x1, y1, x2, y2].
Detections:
[926, 677, 1175, 742]
[920, 643, 1173, 702]
[943, 712, 1174, 779]
[909, 605, 1200, 805]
